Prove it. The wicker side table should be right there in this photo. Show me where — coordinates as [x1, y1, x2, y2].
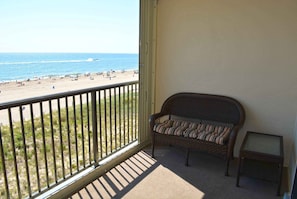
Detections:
[236, 131, 284, 196]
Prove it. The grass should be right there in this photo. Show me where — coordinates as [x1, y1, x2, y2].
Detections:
[0, 90, 138, 198]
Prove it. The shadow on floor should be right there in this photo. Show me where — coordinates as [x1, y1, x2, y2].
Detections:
[69, 146, 284, 199]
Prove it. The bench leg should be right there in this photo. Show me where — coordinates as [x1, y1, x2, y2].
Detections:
[185, 148, 190, 166]
[151, 134, 155, 158]
[151, 144, 155, 158]
[236, 156, 242, 187]
[225, 158, 230, 176]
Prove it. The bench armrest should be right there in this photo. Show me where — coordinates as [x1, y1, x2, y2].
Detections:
[228, 125, 242, 157]
[149, 112, 165, 130]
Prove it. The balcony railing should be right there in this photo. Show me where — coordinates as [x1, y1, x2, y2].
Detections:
[0, 81, 139, 199]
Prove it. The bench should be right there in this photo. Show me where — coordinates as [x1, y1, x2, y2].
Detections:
[149, 92, 245, 176]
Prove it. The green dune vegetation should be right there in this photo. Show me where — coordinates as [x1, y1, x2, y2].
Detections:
[0, 91, 138, 198]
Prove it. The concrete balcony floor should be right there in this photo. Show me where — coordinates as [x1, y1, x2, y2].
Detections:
[69, 146, 285, 199]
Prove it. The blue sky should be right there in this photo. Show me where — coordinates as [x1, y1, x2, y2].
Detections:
[0, 0, 139, 53]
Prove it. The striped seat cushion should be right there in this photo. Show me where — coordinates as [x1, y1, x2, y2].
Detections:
[190, 121, 233, 145]
[153, 119, 233, 145]
[153, 119, 196, 136]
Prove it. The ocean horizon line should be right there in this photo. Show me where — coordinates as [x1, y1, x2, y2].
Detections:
[0, 52, 138, 54]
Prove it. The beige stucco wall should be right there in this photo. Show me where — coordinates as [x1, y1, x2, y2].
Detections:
[154, 0, 297, 165]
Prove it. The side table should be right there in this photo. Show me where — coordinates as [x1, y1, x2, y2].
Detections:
[236, 131, 284, 196]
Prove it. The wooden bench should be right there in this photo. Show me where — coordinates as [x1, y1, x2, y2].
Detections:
[149, 92, 245, 176]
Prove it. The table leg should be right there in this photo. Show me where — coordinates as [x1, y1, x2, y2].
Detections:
[185, 148, 190, 166]
[236, 156, 242, 187]
[277, 161, 283, 196]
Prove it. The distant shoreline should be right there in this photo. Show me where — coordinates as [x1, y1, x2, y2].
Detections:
[0, 68, 138, 84]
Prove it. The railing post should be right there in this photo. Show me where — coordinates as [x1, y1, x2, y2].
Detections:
[91, 91, 99, 167]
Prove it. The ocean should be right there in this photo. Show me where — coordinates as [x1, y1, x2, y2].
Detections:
[0, 53, 139, 82]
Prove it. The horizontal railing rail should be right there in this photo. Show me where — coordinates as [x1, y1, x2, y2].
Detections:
[0, 80, 139, 199]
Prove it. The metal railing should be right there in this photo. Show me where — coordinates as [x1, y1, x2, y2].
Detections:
[0, 81, 139, 199]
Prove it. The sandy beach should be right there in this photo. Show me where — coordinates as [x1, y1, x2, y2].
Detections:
[0, 70, 138, 125]
[0, 70, 138, 103]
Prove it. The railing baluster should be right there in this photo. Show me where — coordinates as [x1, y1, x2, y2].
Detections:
[80, 94, 85, 167]
[8, 108, 21, 199]
[134, 83, 138, 140]
[131, 84, 135, 140]
[49, 100, 58, 182]
[137, 83, 139, 139]
[104, 90, 108, 155]
[123, 86, 126, 145]
[132, 84, 135, 140]
[65, 97, 72, 174]
[40, 102, 49, 187]
[72, 96, 79, 171]
[0, 125, 10, 198]
[86, 93, 91, 164]
[57, 99, 65, 179]
[30, 103, 41, 192]
[127, 85, 131, 143]
[114, 87, 117, 150]
[109, 89, 112, 153]
[119, 86, 122, 148]
[19, 105, 32, 197]
[98, 91, 103, 159]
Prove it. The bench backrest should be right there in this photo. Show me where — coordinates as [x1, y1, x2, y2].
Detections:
[160, 93, 245, 126]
